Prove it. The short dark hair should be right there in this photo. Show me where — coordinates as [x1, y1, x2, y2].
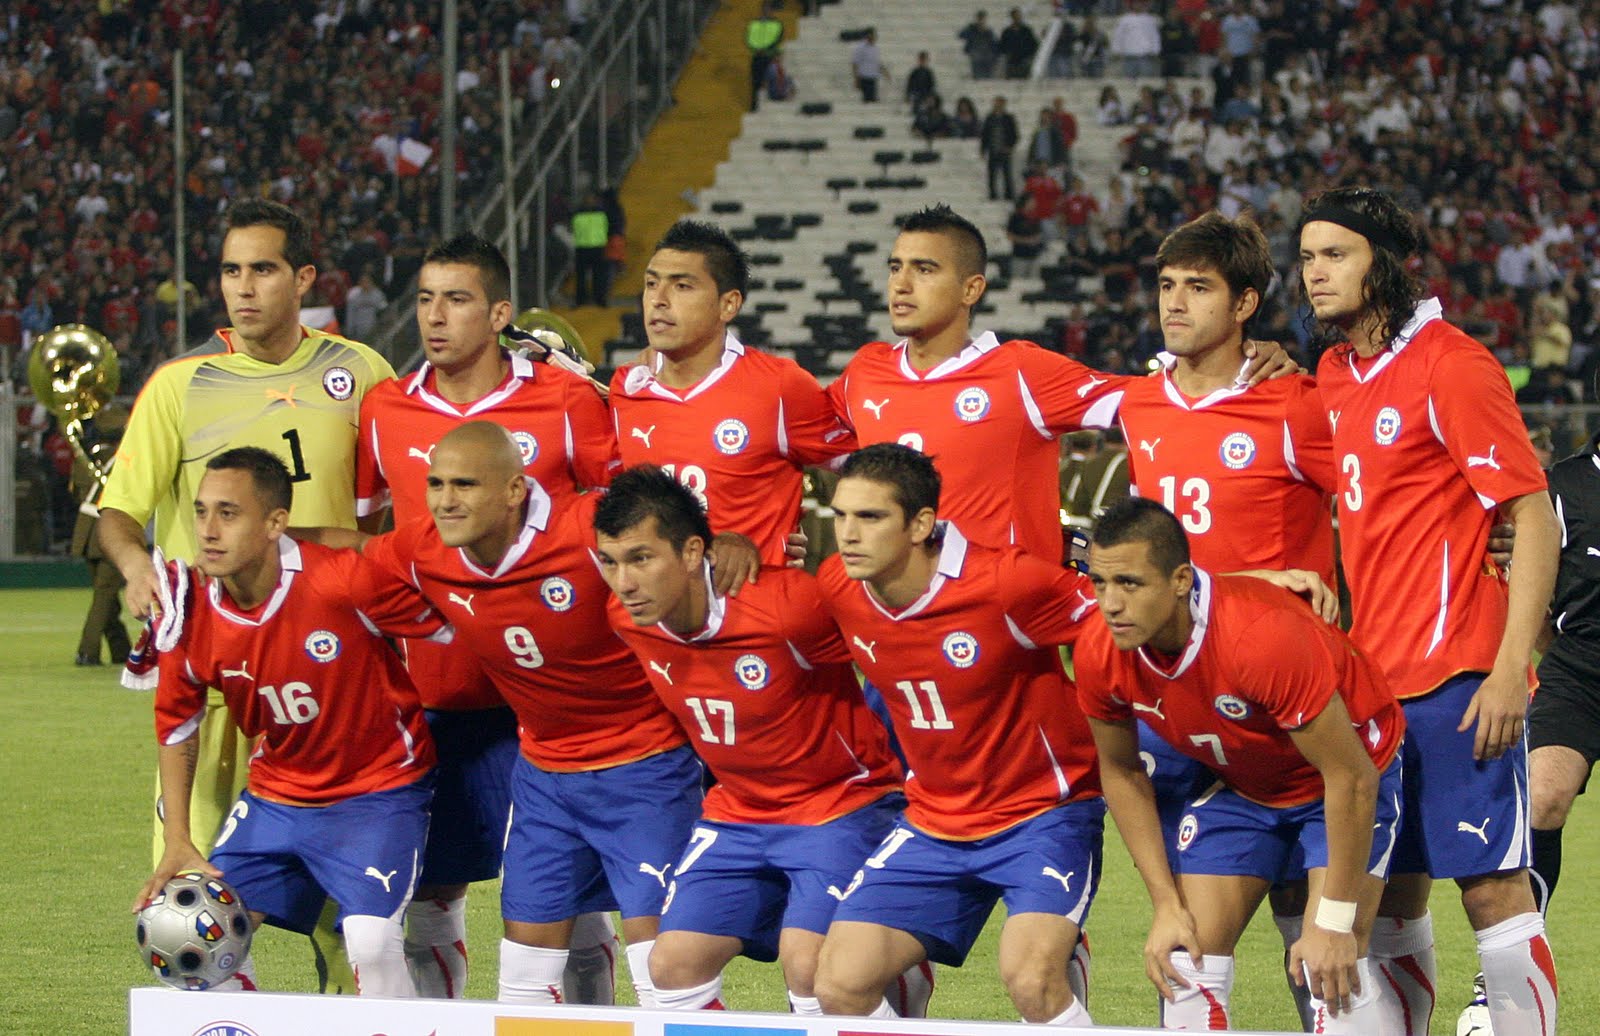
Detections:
[1299, 186, 1424, 350]
[1092, 497, 1190, 575]
[206, 446, 293, 513]
[225, 199, 313, 270]
[837, 443, 941, 522]
[653, 219, 750, 298]
[593, 466, 714, 554]
[423, 232, 512, 305]
[1156, 212, 1274, 334]
[899, 203, 988, 278]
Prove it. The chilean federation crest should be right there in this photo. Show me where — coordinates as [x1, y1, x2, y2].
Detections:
[1213, 694, 1252, 721]
[953, 386, 991, 422]
[713, 418, 751, 455]
[1219, 432, 1257, 470]
[1374, 406, 1402, 446]
[304, 630, 341, 663]
[540, 577, 575, 612]
[512, 431, 539, 466]
[941, 631, 980, 668]
[734, 654, 771, 690]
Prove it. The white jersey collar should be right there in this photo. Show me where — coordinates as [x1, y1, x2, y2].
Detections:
[1135, 566, 1213, 680]
[459, 476, 553, 579]
[405, 350, 536, 417]
[1342, 297, 1444, 384]
[1155, 352, 1256, 411]
[210, 537, 303, 627]
[895, 331, 1001, 381]
[865, 521, 970, 621]
[622, 331, 745, 402]
[655, 560, 728, 643]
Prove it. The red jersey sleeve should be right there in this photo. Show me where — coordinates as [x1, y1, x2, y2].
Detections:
[563, 375, 621, 489]
[354, 386, 393, 517]
[1284, 378, 1336, 494]
[333, 547, 447, 640]
[824, 370, 855, 431]
[779, 362, 858, 468]
[1072, 623, 1134, 723]
[360, 522, 423, 588]
[997, 548, 1099, 646]
[1014, 344, 1129, 434]
[1427, 346, 1549, 507]
[154, 638, 209, 746]
[777, 571, 853, 665]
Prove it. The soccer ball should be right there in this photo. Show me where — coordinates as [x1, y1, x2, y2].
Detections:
[136, 872, 252, 990]
[1456, 1004, 1493, 1036]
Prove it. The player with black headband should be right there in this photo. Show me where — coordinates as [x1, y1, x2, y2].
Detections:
[1302, 187, 1560, 1036]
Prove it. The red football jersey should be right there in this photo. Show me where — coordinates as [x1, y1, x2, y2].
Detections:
[1316, 300, 1548, 698]
[1119, 370, 1336, 581]
[816, 526, 1102, 839]
[355, 353, 619, 710]
[608, 566, 902, 825]
[1075, 571, 1405, 807]
[362, 482, 688, 771]
[828, 333, 1129, 560]
[610, 334, 856, 565]
[154, 539, 438, 805]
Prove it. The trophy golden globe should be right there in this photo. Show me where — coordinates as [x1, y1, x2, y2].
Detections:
[27, 323, 121, 492]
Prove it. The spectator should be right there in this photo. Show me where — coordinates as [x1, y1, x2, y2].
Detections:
[20, 285, 53, 348]
[980, 96, 1020, 201]
[1023, 163, 1063, 243]
[1076, 16, 1109, 78]
[1110, 0, 1163, 79]
[912, 93, 952, 144]
[1530, 293, 1574, 372]
[1027, 107, 1068, 172]
[1060, 175, 1100, 247]
[959, 10, 999, 80]
[1052, 97, 1079, 159]
[745, 2, 784, 113]
[1096, 85, 1125, 127]
[998, 7, 1040, 79]
[1219, 0, 1261, 85]
[571, 190, 610, 308]
[906, 51, 936, 110]
[1048, 17, 1079, 77]
[851, 29, 885, 102]
[1006, 195, 1045, 280]
[951, 96, 981, 138]
[344, 269, 388, 343]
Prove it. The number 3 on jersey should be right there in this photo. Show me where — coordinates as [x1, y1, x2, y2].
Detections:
[1340, 453, 1363, 511]
[661, 463, 709, 508]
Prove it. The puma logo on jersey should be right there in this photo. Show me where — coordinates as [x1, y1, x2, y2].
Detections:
[1138, 438, 1160, 461]
[650, 660, 674, 685]
[852, 637, 878, 663]
[408, 445, 436, 463]
[265, 384, 300, 408]
[1069, 589, 1096, 621]
[1467, 445, 1501, 470]
[862, 398, 890, 419]
[1457, 817, 1491, 844]
[826, 884, 849, 901]
[638, 861, 671, 887]
[448, 592, 476, 615]
[631, 425, 657, 449]
[364, 867, 398, 892]
[1131, 699, 1166, 721]
[1588, 547, 1600, 558]
[1329, 411, 1341, 433]
[1076, 375, 1107, 399]
[221, 661, 254, 683]
[1041, 866, 1075, 893]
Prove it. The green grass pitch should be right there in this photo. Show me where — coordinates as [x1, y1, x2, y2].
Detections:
[2, 587, 1589, 1033]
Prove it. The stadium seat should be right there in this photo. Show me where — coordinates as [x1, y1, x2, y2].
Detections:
[847, 201, 880, 215]
[853, 126, 886, 140]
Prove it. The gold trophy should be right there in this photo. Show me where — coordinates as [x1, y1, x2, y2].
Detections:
[27, 324, 121, 493]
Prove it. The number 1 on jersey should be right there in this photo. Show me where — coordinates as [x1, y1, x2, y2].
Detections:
[281, 428, 312, 483]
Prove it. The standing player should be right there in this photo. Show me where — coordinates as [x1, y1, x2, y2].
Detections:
[1075, 497, 1406, 1033]
[134, 448, 439, 997]
[1304, 186, 1560, 1036]
[826, 204, 1293, 563]
[594, 467, 904, 1015]
[355, 233, 620, 1001]
[812, 444, 1103, 1026]
[100, 198, 394, 993]
[1117, 211, 1335, 1028]
[356, 422, 714, 1008]
[611, 219, 855, 566]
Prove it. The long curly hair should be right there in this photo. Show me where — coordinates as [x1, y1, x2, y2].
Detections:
[1299, 186, 1425, 352]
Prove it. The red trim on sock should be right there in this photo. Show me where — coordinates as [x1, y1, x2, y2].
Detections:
[352, 965, 362, 995]
[1529, 979, 1549, 1036]
[1394, 953, 1436, 1030]
[233, 971, 257, 992]
[894, 973, 908, 1015]
[1529, 933, 1559, 997]
[1198, 984, 1229, 1030]
[430, 946, 456, 999]
[547, 984, 564, 1003]
[706, 998, 727, 1010]
[1378, 962, 1413, 1035]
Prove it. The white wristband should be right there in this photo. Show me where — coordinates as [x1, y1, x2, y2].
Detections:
[1314, 898, 1358, 934]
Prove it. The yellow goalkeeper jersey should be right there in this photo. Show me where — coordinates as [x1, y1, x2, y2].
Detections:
[101, 326, 396, 561]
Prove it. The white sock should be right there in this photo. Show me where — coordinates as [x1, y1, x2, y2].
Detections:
[1306, 956, 1384, 1034]
[499, 939, 568, 1004]
[343, 914, 416, 997]
[1273, 912, 1315, 1030]
[867, 997, 899, 1018]
[563, 911, 618, 1005]
[1161, 954, 1233, 1031]
[1044, 996, 1093, 1025]
[404, 897, 468, 999]
[655, 973, 724, 1010]
[788, 992, 823, 1015]
[883, 960, 936, 1017]
[624, 938, 656, 1008]
[1477, 912, 1559, 1036]
[1369, 912, 1436, 1036]
[211, 954, 258, 991]
[1067, 936, 1091, 1010]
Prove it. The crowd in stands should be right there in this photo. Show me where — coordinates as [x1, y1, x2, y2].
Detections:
[986, 0, 1600, 423]
[1, 0, 593, 551]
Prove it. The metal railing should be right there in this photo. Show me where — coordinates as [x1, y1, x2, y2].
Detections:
[374, 0, 718, 372]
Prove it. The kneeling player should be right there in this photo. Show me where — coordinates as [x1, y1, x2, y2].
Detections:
[594, 466, 910, 1015]
[1075, 498, 1405, 1032]
[134, 448, 440, 996]
[813, 444, 1104, 1025]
